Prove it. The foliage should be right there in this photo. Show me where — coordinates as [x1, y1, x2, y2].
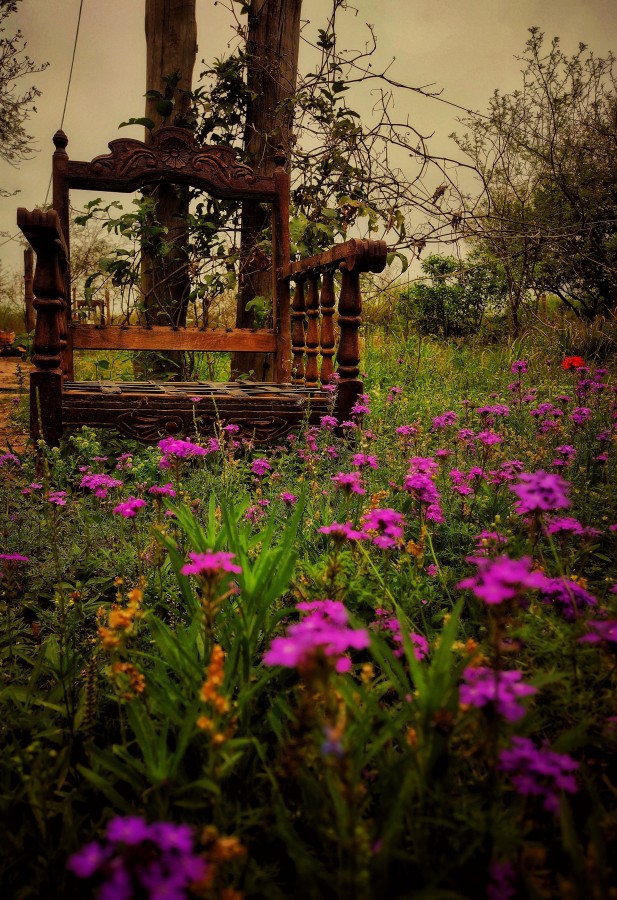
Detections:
[1, 337, 616, 898]
[454, 29, 617, 323]
[396, 252, 506, 338]
[0, 0, 47, 176]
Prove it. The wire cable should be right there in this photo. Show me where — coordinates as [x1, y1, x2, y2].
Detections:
[43, 0, 84, 205]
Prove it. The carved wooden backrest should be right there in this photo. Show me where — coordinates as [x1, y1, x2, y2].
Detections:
[51, 126, 292, 381]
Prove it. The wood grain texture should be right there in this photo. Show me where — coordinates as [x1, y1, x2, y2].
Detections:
[71, 325, 278, 353]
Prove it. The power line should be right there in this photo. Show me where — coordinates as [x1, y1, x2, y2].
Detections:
[44, 0, 84, 206]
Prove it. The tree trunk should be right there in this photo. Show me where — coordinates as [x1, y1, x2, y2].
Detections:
[141, 0, 197, 379]
[231, 0, 302, 381]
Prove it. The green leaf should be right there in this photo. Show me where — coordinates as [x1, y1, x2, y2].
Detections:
[119, 117, 155, 131]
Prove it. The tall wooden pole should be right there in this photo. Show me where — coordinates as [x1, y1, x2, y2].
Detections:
[232, 0, 302, 380]
[141, 0, 197, 377]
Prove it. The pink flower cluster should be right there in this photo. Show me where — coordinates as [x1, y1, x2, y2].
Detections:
[264, 600, 370, 673]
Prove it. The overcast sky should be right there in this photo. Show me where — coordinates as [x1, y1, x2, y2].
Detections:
[1, 0, 616, 274]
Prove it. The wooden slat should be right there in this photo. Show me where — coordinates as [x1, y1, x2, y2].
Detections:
[71, 325, 278, 353]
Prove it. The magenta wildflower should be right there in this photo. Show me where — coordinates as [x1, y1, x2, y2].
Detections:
[181, 550, 242, 579]
[158, 436, 207, 458]
[395, 424, 417, 437]
[474, 530, 508, 555]
[352, 452, 379, 469]
[332, 471, 365, 495]
[477, 430, 503, 446]
[371, 610, 429, 660]
[570, 406, 592, 425]
[510, 470, 571, 515]
[320, 415, 338, 430]
[222, 423, 240, 435]
[387, 386, 403, 404]
[431, 410, 458, 430]
[579, 619, 617, 646]
[539, 577, 597, 620]
[148, 483, 177, 498]
[279, 492, 298, 505]
[67, 816, 207, 897]
[47, 490, 68, 506]
[459, 667, 537, 722]
[113, 496, 147, 518]
[498, 736, 578, 814]
[403, 472, 442, 510]
[0, 552, 29, 564]
[544, 517, 600, 539]
[511, 360, 528, 374]
[0, 452, 20, 467]
[408, 456, 439, 476]
[487, 860, 518, 900]
[80, 473, 123, 499]
[457, 554, 547, 605]
[251, 458, 272, 477]
[319, 521, 369, 542]
[552, 444, 576, 468]
[362, 507, 406, 549]
[264, 600, 370, 673]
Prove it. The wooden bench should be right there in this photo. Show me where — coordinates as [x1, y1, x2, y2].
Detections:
[18, 126, 387, 445]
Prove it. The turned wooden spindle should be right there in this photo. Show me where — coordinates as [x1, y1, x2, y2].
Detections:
[291, 278, 306, 384]
[18, 209, 68, 445]
[304, 275, 320, 388]
[319, 271, 335, 385]
[336, 264, 363, 420]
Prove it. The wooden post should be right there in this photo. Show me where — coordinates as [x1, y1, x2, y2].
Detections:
[105, 289, 111, 325]
[304, 275, 320, 388]
[336, 266, 363, 421]
[18, 209, 68, 446]
[24, 247, 35, 332]
[291, 278, 306, 384]
[319, 272, 335, 385]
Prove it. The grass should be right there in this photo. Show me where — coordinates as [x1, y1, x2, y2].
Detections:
[0, 333, 616, 899]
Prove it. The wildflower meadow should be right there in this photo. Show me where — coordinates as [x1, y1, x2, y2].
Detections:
[1, 339, 616, 899]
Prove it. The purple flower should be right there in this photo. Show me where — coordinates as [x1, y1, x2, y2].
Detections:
[320, 415, 338, 430]
[459, 667, 537, 721]
[457, 554, 547, 605]
[487, 860, 517, 900]
[181, 550, 242, 579]
[0, 452, 20, 467]
[510, 470, 571, 515]
[251, 458, 272, 477]
[106, 815, 151, 845]
[408, 456, 439, 476]
[158, 436, 207, 458]
[371, 610, 429, 660]
[477, 430, 503, 446]
[431, 410, 458, 431]
[499, 736, 578, 814]
[539, 577, 597, 620]
[570, 406, 592, 425]
[47, 490, 68, 506]
[579, 619, 617, 646]
[148, 483, 177, 498]
[80, 473, 124, 499]
[511, 360, 528, 374]
[0, 552, 30, 564]
[113, 496, 147, 518]
[361, 507, 405, 549]
[395, 424, 417, 437]
[331, 471, 365, 495]
[319, 521, 369, 542]
[403, 473, 442, 512]
[544, 517, 600, 539]
[279, 492, 298, 505]
[67, 840, 110, 878]
[264, 600, 370, 673]
[352, 452, 379, 470]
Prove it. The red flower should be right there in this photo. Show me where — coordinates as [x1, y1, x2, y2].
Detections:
[561, 356, 585, 370]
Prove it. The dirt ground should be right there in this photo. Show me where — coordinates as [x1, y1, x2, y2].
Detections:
[0, 356, 31, 454]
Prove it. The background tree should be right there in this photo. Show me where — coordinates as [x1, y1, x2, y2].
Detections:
[454, 29, 617, 324]
[0, 0, 47, 189]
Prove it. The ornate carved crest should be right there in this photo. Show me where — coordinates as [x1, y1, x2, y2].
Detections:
[67, 126, 277, 199]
